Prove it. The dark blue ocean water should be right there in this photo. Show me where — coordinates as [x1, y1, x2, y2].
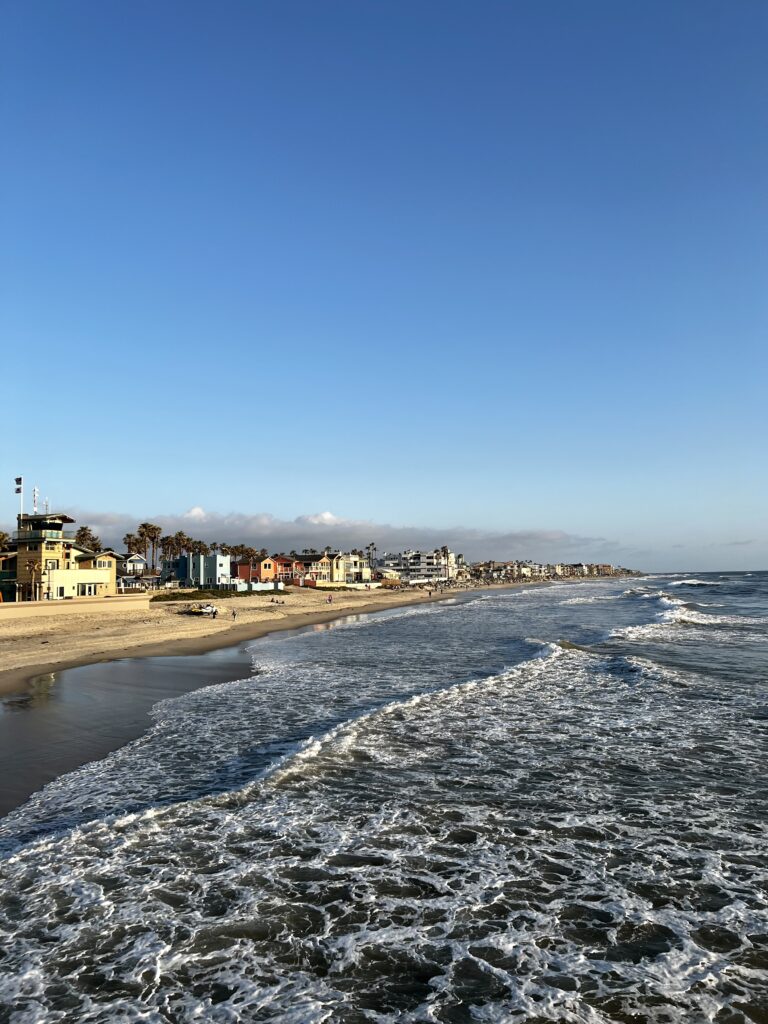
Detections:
[1, 573, 766, 1022]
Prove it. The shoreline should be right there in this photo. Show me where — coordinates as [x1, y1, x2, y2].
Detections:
[0, 577, 626, 700]
[0, 588, 464, 698]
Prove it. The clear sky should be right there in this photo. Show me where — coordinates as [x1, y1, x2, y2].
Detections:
[2, 1, 766, 569]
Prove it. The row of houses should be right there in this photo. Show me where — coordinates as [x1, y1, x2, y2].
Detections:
[0, 516, 379, 601]
[158, 550, 374, 588]
[470, 560, 625, 582]
[0, 510, 629, 603]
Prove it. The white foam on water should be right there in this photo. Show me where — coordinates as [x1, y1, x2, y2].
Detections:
[611, 588, 768, 645]
[2, 645, 766, 1022]
[671, 607, 768, 627]
[668, 579, 721, 587]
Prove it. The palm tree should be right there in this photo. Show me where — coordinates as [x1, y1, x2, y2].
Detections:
[172, 531, 192, 556]
[0, 531, 10, 550]
[135, 525, 149, 561]
[138, 523, 163, 571]
[159, 535, 177, 559]
[75, 525, 102, 552]
[123, 532, 141, 555]
[25, 558, 41, 601]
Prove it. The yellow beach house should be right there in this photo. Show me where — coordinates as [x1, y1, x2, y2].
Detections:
[0, 513, 118, 602]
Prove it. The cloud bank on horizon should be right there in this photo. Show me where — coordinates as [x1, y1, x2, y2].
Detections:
[64, 506, 622, 564]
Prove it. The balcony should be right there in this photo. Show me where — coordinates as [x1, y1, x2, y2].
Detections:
[13, 530, 77, 541]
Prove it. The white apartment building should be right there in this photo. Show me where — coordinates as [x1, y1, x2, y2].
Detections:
[381, 549, 460, 582]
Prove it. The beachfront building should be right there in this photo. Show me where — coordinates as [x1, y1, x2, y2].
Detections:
[119, 553, 148, 576]
[292, 553, 333, 584]
[380, 549, 460, 583]
[179, 552, 232, 587]
[288, 551, 371, 586]
[0, 512, 119, 602]
[472, 560, 523, 582]
[251, 556, 277, 582]
[272, 555, 295, 582]
[231, 559, 259, 583]
[330, 552, 372, 585]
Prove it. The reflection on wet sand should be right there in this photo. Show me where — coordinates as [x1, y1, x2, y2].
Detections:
[1, 673, 58, 711]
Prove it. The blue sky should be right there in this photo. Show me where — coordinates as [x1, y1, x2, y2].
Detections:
[2, 1, 766, 569]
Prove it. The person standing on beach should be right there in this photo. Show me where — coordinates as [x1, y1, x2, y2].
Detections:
[232, 609, 237, 621]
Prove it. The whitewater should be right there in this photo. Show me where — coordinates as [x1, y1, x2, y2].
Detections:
[1, 573, 766, 1023]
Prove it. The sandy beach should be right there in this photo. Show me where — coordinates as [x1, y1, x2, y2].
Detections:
[0, 586, 473, 698]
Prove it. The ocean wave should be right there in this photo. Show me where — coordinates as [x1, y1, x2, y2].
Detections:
[670, 607, 768, 628]
[611, 600, 768, 644]
[668, 579, 721, 587]
[1, 644, 765, 1023]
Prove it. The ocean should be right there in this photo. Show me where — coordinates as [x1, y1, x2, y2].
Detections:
[1, 573, 766, 1023]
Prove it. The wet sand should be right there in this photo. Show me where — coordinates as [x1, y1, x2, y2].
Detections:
[0, 646, 255, 817]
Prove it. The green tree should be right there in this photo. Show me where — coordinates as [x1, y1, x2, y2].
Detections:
[123, 532, 139, 554]
[172, 531, 192, 556]
[0, 530, 11, 550]
[159, 535, 177, 560]
[75, 525, 102, 552]
[137, 523, 162, 571]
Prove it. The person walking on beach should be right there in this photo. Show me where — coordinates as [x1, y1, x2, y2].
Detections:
[232, 608, 237, 621]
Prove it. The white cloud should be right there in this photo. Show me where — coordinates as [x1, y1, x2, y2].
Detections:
[297, 511, 348, 527]
[57, 506, 620, 562]
[183, 506, 208, 522]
